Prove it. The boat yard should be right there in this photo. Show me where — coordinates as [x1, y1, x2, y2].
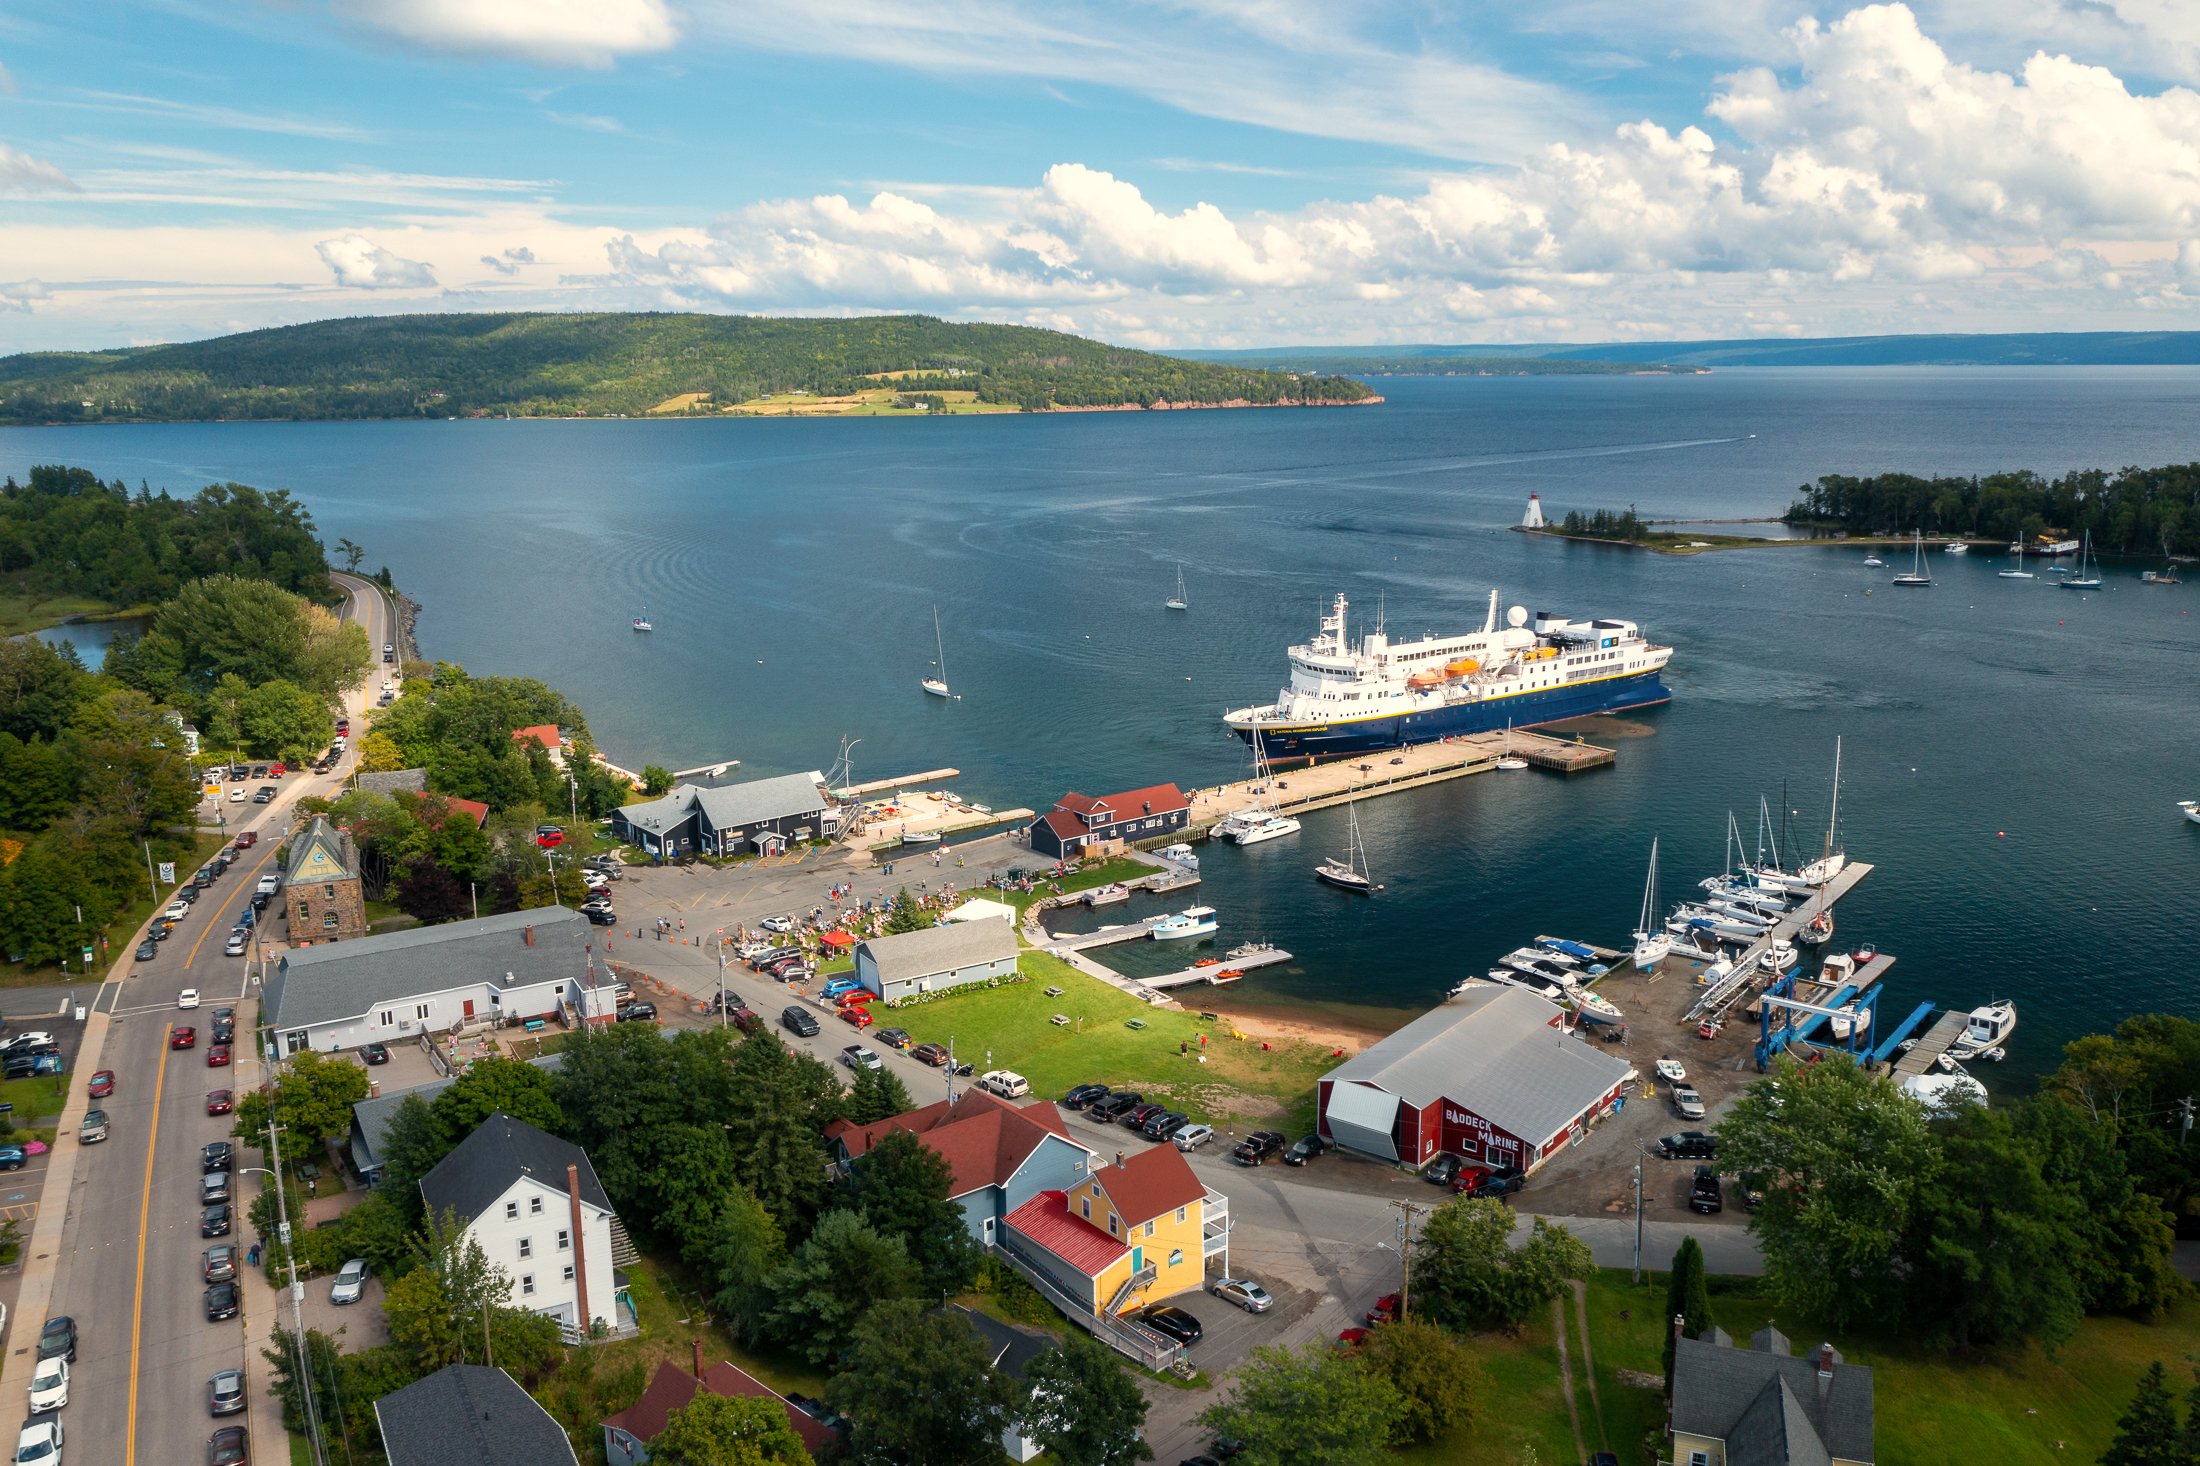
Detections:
[1184, 726, 1615, 838]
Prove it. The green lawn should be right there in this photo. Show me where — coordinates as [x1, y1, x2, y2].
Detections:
[1398, 1268, 2200, 1466]
[0, 1074, 73, 1125]
[886, 950, 1330, 1125]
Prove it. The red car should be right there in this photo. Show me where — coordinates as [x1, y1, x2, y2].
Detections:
[336, 720, 349, 736]
[206, 1090, 234, 1115]
[172, 1027, 197, 1049]
[1365, 1292, 1402, 1326]
[268, 762, 286, 776]
[839, 1005, 873, 1029]
[233, 831, 257, 849]
[86, 1070, 115, 1099]
[1336, 1328, 1370, 1350]
[207, 1044, 232, 1067]
[836, 988, 874, 1008]
[536, 825, 565, 849]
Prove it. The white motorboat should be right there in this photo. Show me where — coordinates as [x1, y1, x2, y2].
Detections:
[1502, 953, 1577, 984]
[1219, 810, 1302, 845]
[2182, 800, 2200, 827]
[1165, 563, 1189, 612]
[1151, 906, 1219, 941]
[1631, 837, 1671, 971]
[1655, 1057, 1687, 1084]
[921, 604, 958, 699]
[1082, 883, 1131, 907]
[632, 602, 653, 632]
[1826, 1003, 1872, 1041]
[1513, 944, 1581, 968]
[1314, 801, 1383, 894]
[900, 830, 942, 847]
[1757, 940, 1797, 974]
[1480, 969, 1568, 1002]
[1156, 843, 1199, 869]
[1862, 555, 1885, 567]
[1947, 1000, 2017, 1058]
[1892, 529, 1933, 587]
[1944, 541, 1969, 554]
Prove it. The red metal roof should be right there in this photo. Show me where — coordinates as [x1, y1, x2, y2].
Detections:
[1053, 783, 1188, 821]
[601, 1360, 835, 1456]
[1004, 1189, 1130, 1277]
[510, 724, 562, 751]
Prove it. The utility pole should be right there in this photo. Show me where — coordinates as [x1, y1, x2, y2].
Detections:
[2181, 1096, 2194, 1147]
[264, 1071, 328, 1466]
[1632, 1157, 1645, 1284]
[1387, 1199, 1424, 1319]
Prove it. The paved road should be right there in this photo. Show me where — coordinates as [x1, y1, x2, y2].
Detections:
[24, 576, 393, 1466]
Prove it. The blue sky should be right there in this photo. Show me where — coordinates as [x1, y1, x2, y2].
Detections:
[6, 1, 2200, 350]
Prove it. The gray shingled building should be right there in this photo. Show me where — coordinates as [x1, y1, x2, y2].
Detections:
[608, 770, 833, 858]
[1670, 1325, 1875, 1466]
[375, 1363, 579, 1466]
[1317, 982, 1635, 1174]
[856, 918, 1019, 1001]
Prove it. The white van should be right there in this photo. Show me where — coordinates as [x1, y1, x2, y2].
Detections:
[978, 1070, 1030, 1099]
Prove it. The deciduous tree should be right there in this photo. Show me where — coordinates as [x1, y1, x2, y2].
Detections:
[1198, 1341, 1403, 1466]
[1413, 1198, 1590, 1333]
[1019, 1332, 1153, 1466]
[271, 1048, 371, 1149]
[651, 1392, 809, 1466]
[827, 1300, 1016, 1466]
[1355, 1317, 1479, 1445]
[435, 1055, 563, 1138]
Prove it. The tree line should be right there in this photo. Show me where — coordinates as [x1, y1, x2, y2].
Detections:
[0, 312, 1377, 423]
[1782, 463, 2200, 556]
[1556, 506, 1650, 542]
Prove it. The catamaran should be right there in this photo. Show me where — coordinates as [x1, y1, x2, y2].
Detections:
[921, 605, 957, 699]
[1165, 564, 1189, 612]
[1215, 736, 1302, 846]
[1314, 801, 1382, 894]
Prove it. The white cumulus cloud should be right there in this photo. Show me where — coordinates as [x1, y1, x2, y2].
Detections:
[0, 143, 78, 194]
[331, 0, 679, 67]
[316, 234, 438, 289]
[0, 280, 50, 313]
[479, 245, 537, 275]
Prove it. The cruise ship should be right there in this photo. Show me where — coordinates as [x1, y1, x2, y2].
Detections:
[1222, 589, 1672, 761]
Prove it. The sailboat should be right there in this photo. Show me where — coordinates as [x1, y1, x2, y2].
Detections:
[920, 605, 958, 699]
[1630, 837, 1670, 972]
[632, 603, 653, 632]
[1314, 801, 1382, 894]
[1796, 737, 1846, 886]
[1165, 564, 1189, 612]
[1891, 530, 1932, 586]
[2060, 530, 2102, 590]
[1998, 542, 2034, 579]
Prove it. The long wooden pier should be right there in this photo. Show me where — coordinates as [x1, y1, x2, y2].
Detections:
[1185, 728, 1614, 837]
[836, 767, 960, 798]
[1682, 862, 1877, 1024]
[1891, 1010, 1972, 1079]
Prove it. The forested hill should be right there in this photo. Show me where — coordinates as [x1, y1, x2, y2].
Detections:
[0, 313, 1378, 423]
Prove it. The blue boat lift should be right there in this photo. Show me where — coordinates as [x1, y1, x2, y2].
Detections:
[1753, 969, 1886, 1072]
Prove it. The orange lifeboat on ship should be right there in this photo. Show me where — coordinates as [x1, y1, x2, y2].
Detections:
[1407, 669, 1445, 689]
[1443, 657, 1481, 680]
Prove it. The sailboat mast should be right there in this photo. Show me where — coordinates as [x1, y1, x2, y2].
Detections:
[1824, 736, 1841, 862]
[933, 605, 948, 685]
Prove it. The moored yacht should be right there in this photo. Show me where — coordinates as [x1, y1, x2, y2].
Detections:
[1150, 906, 1218, 941]
[1947, 1000, 2017, 1058]
[1217, 810, 1302, 846]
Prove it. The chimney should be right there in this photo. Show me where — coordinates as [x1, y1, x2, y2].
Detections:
[1673, 1314, 1686, 1347]
[1115, 1150, 1126, 1170]
[1817, 1343, 1835, 1377]
[568, 1164, 592, 1333]
[691, 1338, 705, 1380]
[524, 924, 535, 947]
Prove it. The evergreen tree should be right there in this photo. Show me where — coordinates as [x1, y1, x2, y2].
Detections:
[1663, 1236, 1716, 1392]
[2100, 1362, 2185, 1466]
[846, 1063, 913, 1124]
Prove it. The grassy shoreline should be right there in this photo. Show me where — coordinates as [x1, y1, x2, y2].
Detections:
[0, 591, 152, 639]
[1516, 526, 1990, 556]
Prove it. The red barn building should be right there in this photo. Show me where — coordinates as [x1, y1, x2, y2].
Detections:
[1317, 983, 1635, 1175]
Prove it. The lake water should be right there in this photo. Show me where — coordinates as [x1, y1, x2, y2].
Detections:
[7, 367, 2198, 1075]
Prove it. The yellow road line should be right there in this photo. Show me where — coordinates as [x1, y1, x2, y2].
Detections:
[183, 843, 279, 970]
[125, 1022, 173, 1466]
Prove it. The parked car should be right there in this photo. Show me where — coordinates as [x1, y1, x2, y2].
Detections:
[1087, 1093, 1142, 1123]
[232, 831, 257, 849]
[268, 762, 286, 777]
[12, 1421, 61, 1463]
[164, 898, 191, 921]
[838, 1005, 872, 1030]
[203, 1141, 233, 1173]
[1, 1055, 58, 1081]
[37, 1317, 76, 1362]
[910, 1043, 950, 1067]
[1136, 1305, 1203, 1345]
[79, 1109, 109, 1144]
[204, 1281, 240, 1321]
[1671, 1084, 1706, 1120]
[204, 1245, 237, 1283]
[1123, 1102, 1168, 1130]
[1366, 1291, 1403, 1326]
[1689, 1166, 1724, 1214]
[27, 1355, 67, 1414]
[201, 1173, 232, 1206]
[1173, 1122, 1215, 1152]
[209, 1423, 249, 1464]
[330, 1258, 370, 1305]
[617, 1001, 658, 1023]
[584, 907, 617, 926]
[254, 874, 280, 897]
[208, 1368, 246, 1417]
[134, 938, 159, 962]
[222, 931, 249, 957]
[840, 1044, 883, 1071]
[360, 1043, 389, 1065]
[875, 1027, 911, 1050]
[820, 976, 864, 1000]
[178, 988, 200, 1009]
[1209, 1277, 1273, 1313]
[781, 1007, 820, 1038]
[535, 825, 564, 848]
[205, 1090, 233, 1116]
[1230, 1131, 1286, 1166]
[86, 1071, 114, 1099]
[1141, 1110, 1190, 1141]
[251, 786, 275, 803]
[1062, 1083, 1111, 1109]
[1657, 1131, 1718, 1160]
[1282, 1134, 1325, 1166]
[978, 1070, 1030, 1099]
[1423, 1154, 1464, 1186]
[201, 1203, 233, 1237]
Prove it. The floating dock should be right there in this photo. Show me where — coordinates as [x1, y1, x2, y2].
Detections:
[1184, 728, 1615, 837]
[1891, 1010, 1973, 1079]
[1683, 862, 1877, 1024]
[1144, 946, 1293, 990]
[836, 768, 960, 798]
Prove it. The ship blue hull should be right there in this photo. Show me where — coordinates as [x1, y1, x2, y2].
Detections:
[1233, 670, 1670, 762]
